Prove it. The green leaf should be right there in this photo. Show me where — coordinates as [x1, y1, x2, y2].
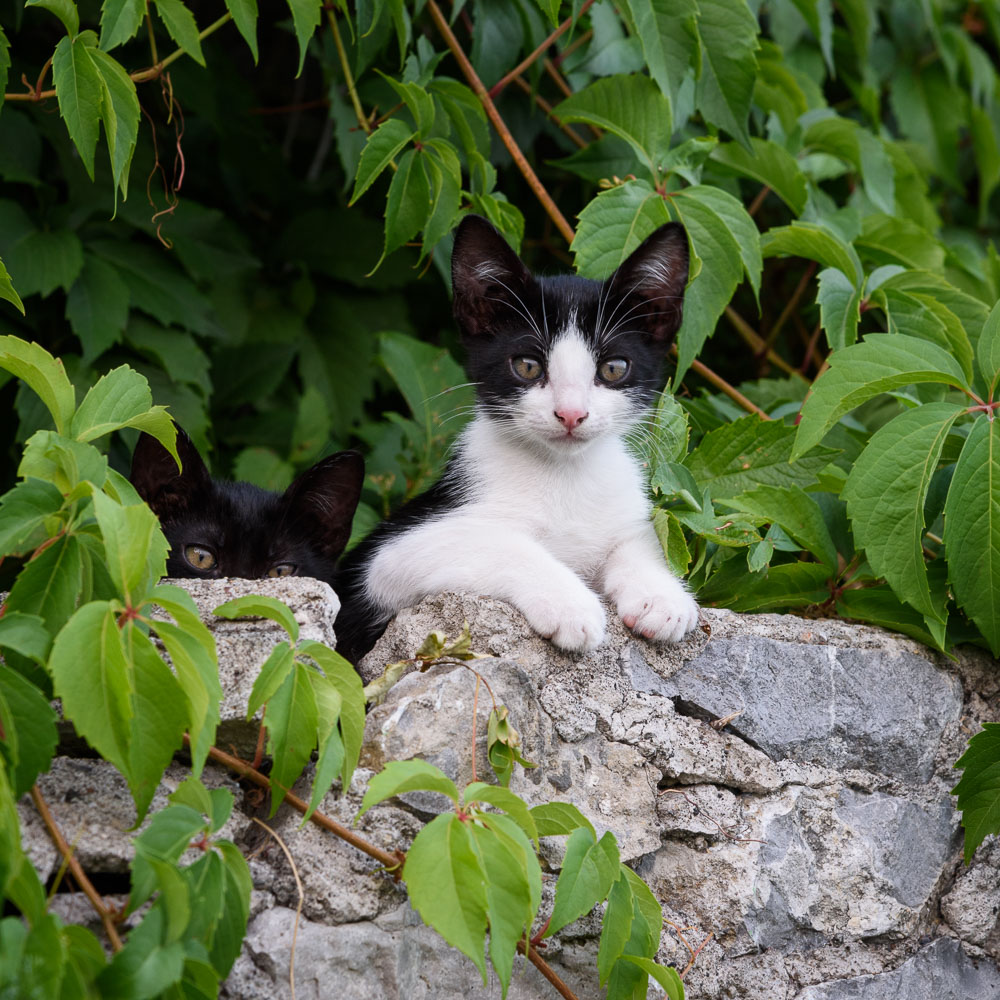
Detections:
[728, 484, 838, 570]
[835, 586, 947, 651]
[0, 28, 10, 109]
[547, 828, 620, 936]
[844, 402, 964, 620]
[856, 214, 944, 273]
[952, 723, 1000, 863]
[92, 490, 168, 604]
[224, 0, 258, 61]
[245, 642, 295, 719]
[463, 783, 538, 845]
[598, 871, 634, 984]
[213, 841, 252, 975]
[816, 267, 862, 352]
[686, 415, 837, 498]
[621, 866, 662, 952]
[152, 0, 205, 65]
[793, 335, 971, 458]
[420, 149, 462, 258]
[52, 32, 103, 178]
[263, 662, 318, 815]
[130, 804, 207, 908]
[761, 221, 862, 286]
[620, 956, 684, 999]
[19, 430, 108, 492]
[694, 0, 759, 148]
[212, 594, 300, 642]
[557, 75, 672, 179]
[71, 364, 158, 441]
[231, 447, 293, 492]
[296, 639, 364, 790]
[944, 417, 1000, 654]
[99, 0, 143, 50]
[25, 0, 79, 36]
[0, 336, 76, 434]
[621, 0, 698, 111]
[653, 509, 692, 578]
[530, 801, 595, 838]
[285, 0, 321, 76]
[350, 118, 415, 205]
[66, 256, 130, 363]
[379, 74, 436, 139]
[699, 561, 830, 611]
[358, 759, 460, 817]
[304, 670, 344, 821]
[0, 478, 65, 558]
[2, 227, 84, 298]
[0, 663, 58, 798]
[49, 601, 131, 777]
[381, 148, 431, 261]
[976, 300, 1000, 395]
[5, 534, 83, 634]
[710, 138, 808, 215]
[0, 256, 24, 315]
[803, 116, 895, 214]
[0, 612, 51, 663]
[403, 813, 488, 982]
[89, 47, 140, 200]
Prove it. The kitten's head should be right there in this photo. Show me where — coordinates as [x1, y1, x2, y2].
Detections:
[451, 214, 689, 455]
[131, 431, 364, 584]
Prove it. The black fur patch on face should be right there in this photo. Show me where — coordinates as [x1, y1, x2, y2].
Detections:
[130, 432, 364, 584]
[450, 215, 689, 411]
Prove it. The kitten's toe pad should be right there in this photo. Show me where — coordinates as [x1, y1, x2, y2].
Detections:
[525, 594, 606, 653]
[618, 589, 699, 643]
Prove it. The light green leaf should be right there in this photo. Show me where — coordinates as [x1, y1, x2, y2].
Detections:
[52, 32, 103, 178]
[620, 956, 684, 999]
[710, 137, 808, 215]
[245, 642, 295, 719]
[976, 300, 1000, 395]
[379, 73, 436, 139]
[0, 663, 58, 798]
[224, 0, 258, 61]
[0, 478, 65, 558]
[89, 47, 140, 199]
[792, 334, 971, 458]
[152, 0, 205, 64]
[0, 612, 51, 663]
[686, 415, 837, 498]
[653, 509, 692, 578]
[856, 214, 945, 273]
[761, 221, 862, 286]
[952, 723, 1000, 863]
[351, 118, 415, 205]
[70, 364, 154, 441]
[557, 75, 672, 179]
[529, 801, 595, 838]
[463, 782, 538, 845]
[699, 561, 831, 611]
[729, 484, 838, 570]
[598, 871, 634, 985]
[285, 0, 322, 76]
[296, 639, 364, 790]
[264, 662, 318, 815]
[25, 0, 79, 36]
[18, 431, 107, 493]
[816, 267, 861, 352]
[99, 0, 143, 50]
[213, 594, 300, 642]
[49, 601, 131, 777]
[92, 490, 168, 603]
[547, 828, 620, 936]
[403, 813, 489, 982]
[695, 0, 759, 148]
[4, 533, 83, 634]
[878, 271, 989, 347]
[944, 417, 1000, 654]
[358, 758, 460, 816]
[0, 256, 24, 314]
[304, 670, 344, 821]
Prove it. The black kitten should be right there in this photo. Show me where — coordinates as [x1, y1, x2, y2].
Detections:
[131, 431, 364, 585]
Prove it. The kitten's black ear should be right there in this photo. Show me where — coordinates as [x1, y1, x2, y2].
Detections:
[130, 429, 211, 519]
[282, 450, 365, 562]
[605, 223, 689, 345]
[451, 214, 534, 338]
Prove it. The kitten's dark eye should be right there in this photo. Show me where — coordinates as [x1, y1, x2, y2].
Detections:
[511, 357, 544, 381]
[598, 358, 629, 383]
[268, 563, 296, 578]
[184, 545, 216, 571]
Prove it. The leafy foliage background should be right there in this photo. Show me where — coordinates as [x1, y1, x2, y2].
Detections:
[2, 0, 1000, 994]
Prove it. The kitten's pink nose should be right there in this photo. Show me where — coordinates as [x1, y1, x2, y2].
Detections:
[554, 408, 588, 430]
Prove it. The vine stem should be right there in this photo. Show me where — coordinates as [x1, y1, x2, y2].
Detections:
[761, 261, 816, 354]
[674, 347, 769, 419]
[326, 6, 371, 134]
[427, 0, 576, 245]
[513, 76, 587, 149]
[725, 305, 809, 381]
[30, 785, 124, 952]
[488, 0, 596, 99]
[3, 12, 232, 102]
[518, 940, 581, 1000]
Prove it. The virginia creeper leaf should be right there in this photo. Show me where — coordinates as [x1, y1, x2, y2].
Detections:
[952, 724, 1000, 863]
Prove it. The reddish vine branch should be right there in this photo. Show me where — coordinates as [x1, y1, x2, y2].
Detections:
[30, 785, 124, 952]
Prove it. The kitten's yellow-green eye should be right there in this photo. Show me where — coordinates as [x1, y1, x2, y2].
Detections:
[598, 358, 629, 383]
[268, 563, 296, 578]
[184, 545, 216, 571]
[511, 357, 544, 381]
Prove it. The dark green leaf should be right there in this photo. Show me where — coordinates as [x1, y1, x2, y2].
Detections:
[382, 148, 431, 260]
[816, 267, 861, 352]
[621, 0, 698, 110]
[152, 0, 205, 65]
[952, 723, 1000, 863]
[5, 534, 83, 634]
[66, 256, 130, 363]
[0, 663, 58, 797]
[761, 221, 862, 286]
[89, 47, 140, 199]
[0, 478, 65, 558]
[224, 0, 258, 61]
[285, 0, 322, 75]
[25, 0, 79, 36]
[52, 32, 103, 178]
[976, 300, 1000, 395]
[99, 0, 143, 50]
[351, 118, 415, 204]
[710, 138, 808, 214]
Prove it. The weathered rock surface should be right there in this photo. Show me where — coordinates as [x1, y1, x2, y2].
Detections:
[18, 581, 1000, 1000]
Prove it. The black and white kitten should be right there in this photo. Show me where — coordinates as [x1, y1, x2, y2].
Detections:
[334, 214, 699, 663]
[131, 431, 364, 584]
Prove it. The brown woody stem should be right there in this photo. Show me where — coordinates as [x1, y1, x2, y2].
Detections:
[513, 76, 587, 149]
[725, 306, 809, 381]
[427, 0, 576, 245]
[31, 785, 124, 952]
[517, 940, 582, 1000]
[673, 346, 769, 419]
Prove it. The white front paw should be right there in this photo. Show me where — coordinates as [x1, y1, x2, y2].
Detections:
[617, 584, 699, 643]
[523, 590, 607, 653]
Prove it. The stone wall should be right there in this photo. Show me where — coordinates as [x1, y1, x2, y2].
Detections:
[17, 579, 1000, 999]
